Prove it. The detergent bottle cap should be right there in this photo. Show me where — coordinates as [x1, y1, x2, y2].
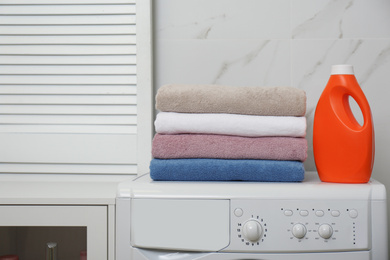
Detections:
[331, 64, 354, 75]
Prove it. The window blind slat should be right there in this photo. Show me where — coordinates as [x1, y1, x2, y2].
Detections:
[0, 15, 135, 25]
[0, 45, 136, 55]
[0, 5, 135, 15]
[0, 75, 137, 84]
[1, 0, 135, 4]
[0, 105, 137, 115]
[0, 114, 136, 125]
[0, 25, 135, 35]
[0, 55, 136, 65]
[0, 35, 136, 44]
[0, 65, 136, 75]
[0, 125, 137, 134]
[0, 85, 137, 94]
[0, 95, 136, 105]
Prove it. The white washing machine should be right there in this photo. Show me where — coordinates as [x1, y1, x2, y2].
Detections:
[116, 171, 388, 260]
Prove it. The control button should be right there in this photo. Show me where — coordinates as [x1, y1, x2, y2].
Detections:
[300, 210, 309, 216]
[349, 209, 358, 218]
[331, 210, 340, 217]
[242, 220, 263, 242]
[315, 210, 324, 217]
[284, 210, 293, 216]
[292, 223, 307, 239]
[318, 224, 333, 239]
[234, 208, 243, 217]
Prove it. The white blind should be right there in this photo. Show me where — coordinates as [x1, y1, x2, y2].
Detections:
[0, 0, 151, 174]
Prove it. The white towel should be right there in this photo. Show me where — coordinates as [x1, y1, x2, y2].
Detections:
[155, 112, 307, 137]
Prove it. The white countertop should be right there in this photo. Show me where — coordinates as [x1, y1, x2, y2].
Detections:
[118, 171, 386, 201]
[0, 174, 135, 205]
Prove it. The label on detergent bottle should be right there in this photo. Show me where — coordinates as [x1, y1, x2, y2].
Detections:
[313, 65, 374, 183]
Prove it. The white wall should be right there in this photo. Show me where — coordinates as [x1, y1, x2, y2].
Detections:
[153, 0, 390, 248]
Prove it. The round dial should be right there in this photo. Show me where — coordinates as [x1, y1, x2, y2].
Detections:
[242, 220, 263, 242]
[318, 224, 333, 239]
[292, 223, 307, 239]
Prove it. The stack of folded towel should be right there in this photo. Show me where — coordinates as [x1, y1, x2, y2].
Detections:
[150, 84, 307, 182]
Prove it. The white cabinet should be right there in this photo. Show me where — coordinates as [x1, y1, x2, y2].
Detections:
[0, 174, 132, 260]
[0, 0, 152, 258]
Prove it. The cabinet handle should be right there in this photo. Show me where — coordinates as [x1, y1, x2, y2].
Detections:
[45, 242, 58, 260]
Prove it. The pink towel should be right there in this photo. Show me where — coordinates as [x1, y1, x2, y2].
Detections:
[152, 134, 308, 162]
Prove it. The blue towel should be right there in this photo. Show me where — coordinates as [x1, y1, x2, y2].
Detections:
[150, 159, 305, 182]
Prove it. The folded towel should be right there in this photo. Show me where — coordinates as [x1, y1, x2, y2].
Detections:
[155, 112, 307, 137]
[152, 134, 308, 161]
[150, 159, 305, 182]
[156, 85, 306, 116]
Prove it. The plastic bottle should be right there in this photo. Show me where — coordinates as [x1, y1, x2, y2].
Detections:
[313, 64, 374, 183]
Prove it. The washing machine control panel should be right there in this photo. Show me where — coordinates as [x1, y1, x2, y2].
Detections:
[225, 199, 369, 252]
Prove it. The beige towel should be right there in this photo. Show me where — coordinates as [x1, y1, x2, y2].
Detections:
[156, 84, 306, 116]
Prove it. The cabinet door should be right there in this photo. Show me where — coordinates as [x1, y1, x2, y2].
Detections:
[0, 0, 153, 176]
[0, 206, 107, 260]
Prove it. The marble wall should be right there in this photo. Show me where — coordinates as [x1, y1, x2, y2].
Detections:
[153, 0, 390, 181]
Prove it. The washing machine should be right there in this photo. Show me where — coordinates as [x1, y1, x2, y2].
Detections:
[116, 171, 388, 260]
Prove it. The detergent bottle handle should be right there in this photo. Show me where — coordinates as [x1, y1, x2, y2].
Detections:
[345, 88, 371, 130]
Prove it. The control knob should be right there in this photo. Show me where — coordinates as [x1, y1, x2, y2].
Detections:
[318, 224, 333, 239]
[242, 220, 263, 242]
[292, 223, 307, 239]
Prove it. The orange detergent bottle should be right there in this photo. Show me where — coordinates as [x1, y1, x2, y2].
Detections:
[313, 64, 374, 183]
